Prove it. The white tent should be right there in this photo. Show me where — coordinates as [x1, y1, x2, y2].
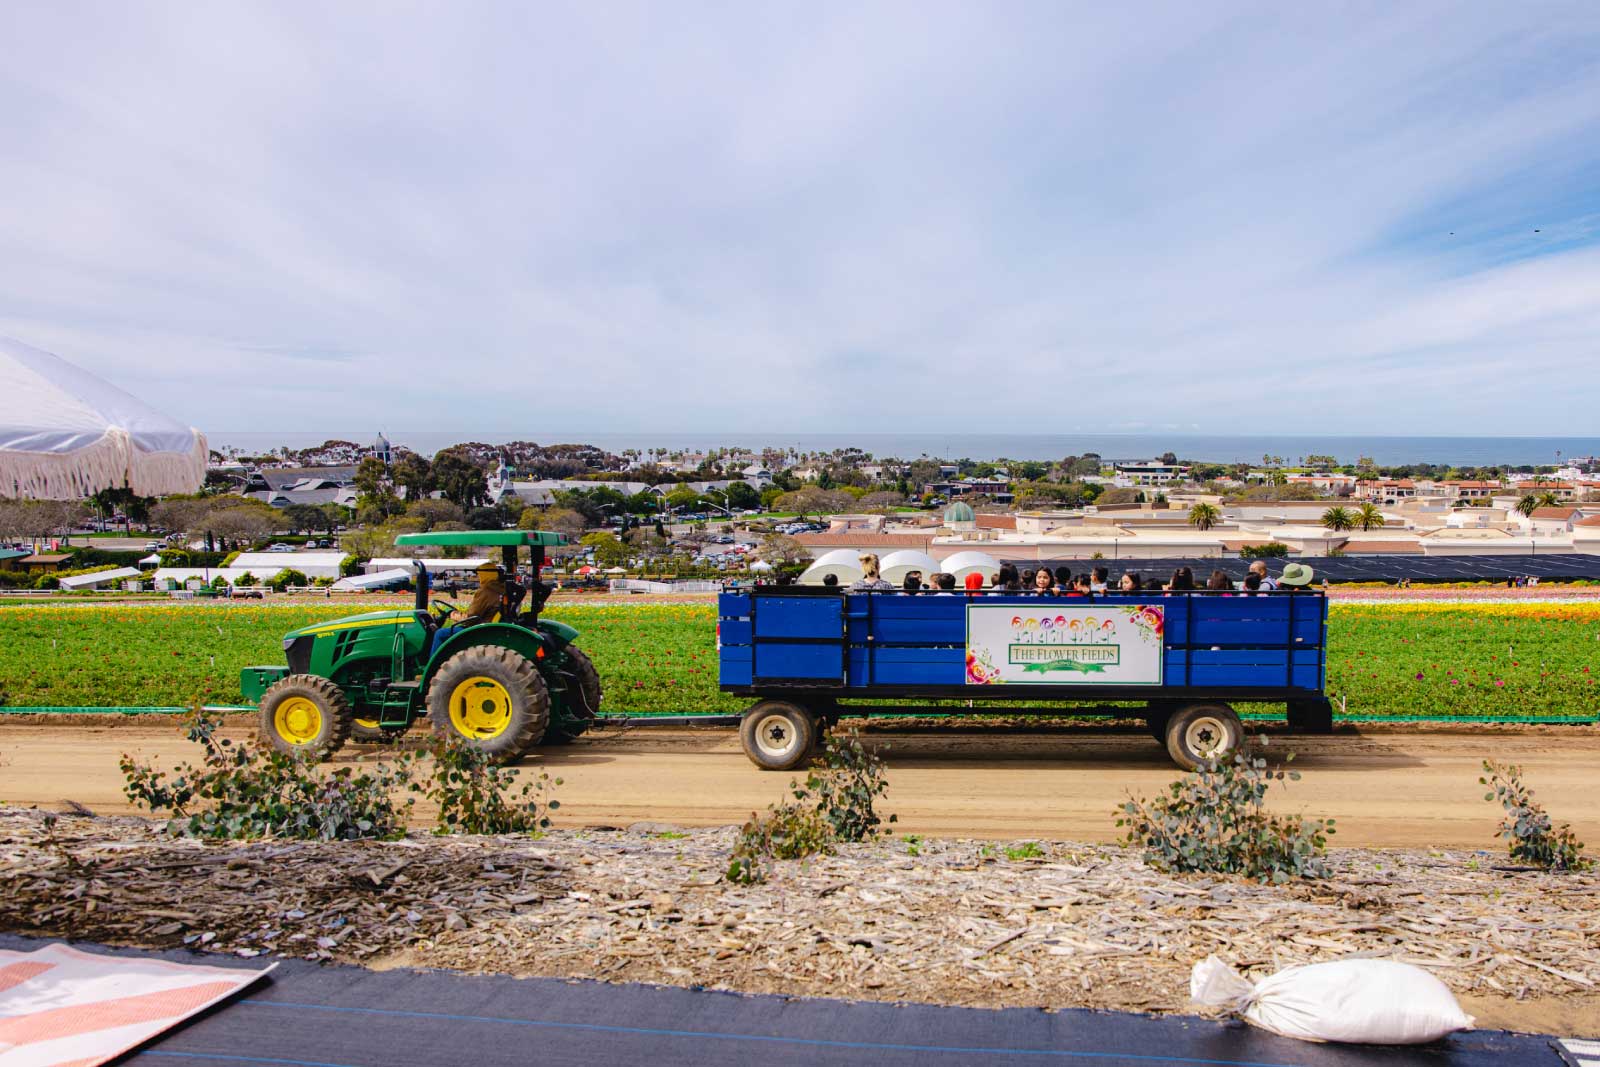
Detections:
[879, 549, 940, 586]
[57, 567, 142, 590]
[798, 548, 864, 586]
[941, 550, 1001, 584]
[331, 569, 411, 592]
[748, 560, 774, 573]
[0, 335, 207, 499]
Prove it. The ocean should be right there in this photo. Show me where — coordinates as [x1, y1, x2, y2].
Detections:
[208, 431, 1599, 468]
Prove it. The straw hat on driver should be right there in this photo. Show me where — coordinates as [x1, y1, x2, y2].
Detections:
[475, 561, 502, 579]
[1279, 562, 1315, 587]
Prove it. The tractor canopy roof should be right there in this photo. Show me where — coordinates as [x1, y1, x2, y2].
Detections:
[394, 530, 567, 548]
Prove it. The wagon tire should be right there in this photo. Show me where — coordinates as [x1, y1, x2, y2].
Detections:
[1164, 703, 1244, 771]
[543, 647, 602, 746]
[740, 700, 817, 771]
[258, 675, 353, 760]
[426, 647, 549, 763]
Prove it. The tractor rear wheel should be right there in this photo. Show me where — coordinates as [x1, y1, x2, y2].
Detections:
[259, 675, 353, 760]
[426, 647, 549, 762]
[542, 647, 602, 746]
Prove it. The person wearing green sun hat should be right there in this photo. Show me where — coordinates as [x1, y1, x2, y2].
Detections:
[1278, 561, 1316, 588]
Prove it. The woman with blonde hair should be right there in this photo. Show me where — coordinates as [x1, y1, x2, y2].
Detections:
[850, 553, 895, 591]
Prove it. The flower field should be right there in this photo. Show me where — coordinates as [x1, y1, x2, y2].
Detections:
[0, 602, 1595, 719]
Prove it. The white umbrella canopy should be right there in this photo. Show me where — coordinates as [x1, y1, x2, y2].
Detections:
[748, 560, 775, 573]
[0, 336, 207, 499]
[879, 549, 940, 585]
[798, 548, 863, 586]
[941, 550, 1001, 584]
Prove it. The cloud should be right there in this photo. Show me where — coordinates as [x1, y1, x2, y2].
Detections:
[0, 2, 1598, 437]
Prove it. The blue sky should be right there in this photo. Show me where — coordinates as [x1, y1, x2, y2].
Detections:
[2, 2, 1599, 436]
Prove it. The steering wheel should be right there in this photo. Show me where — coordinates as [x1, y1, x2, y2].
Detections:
[429, 599, 459, 618]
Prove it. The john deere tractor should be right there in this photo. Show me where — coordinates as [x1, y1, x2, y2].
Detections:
[241, 531, 601, 762]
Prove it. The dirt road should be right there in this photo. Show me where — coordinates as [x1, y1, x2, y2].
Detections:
[4, 720, 1597, 847]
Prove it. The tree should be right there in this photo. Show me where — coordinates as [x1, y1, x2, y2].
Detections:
[391, 453, 434, 503]
[1188, 502, 1220, 530]
[1515, 495, 1539, 518]
[1535, 491, 1561, 510]
[353, 457, 402, 520]
[758, 532, 808, 567]
[579, 531, 628, 568]
[858, 490, 907, 511]
[1096, 487, 1140, 506]
[466, 506, 503, 530]
[1355, 503, 1386, 531]
[521, 507, 587, 537]
[431, 448, 489, 509]
[1321, 506, 1355, 532]
[405, 499, 467, 530]
[208, 506, 278, 548]
[722, 481, 761, 511]
[282, 504, 329, 534]
[1159, 451, 1177, 466]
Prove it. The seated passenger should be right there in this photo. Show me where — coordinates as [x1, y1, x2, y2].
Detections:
[964, 571, 986, 591]
[850, 553, 895, 591]
[1241, 573, 1263, 594]
[1119, 572, 1142, 593]
[1054, 566, 1072, 589]
[1070, 574, 1092, 596]
[1206, 569, 1233, 591]
[432, 562, 506, 655]
[1033, 568, 1056, 595]
[902, 569, 923, 594]
[1165, 567, 1195, 592]
[1090, 566, 1109, 594]
[822, 573, 839, 588]
[935, 572, 957, 592]
[1279, 562, 1316, 591]
[997, 564, 1023, 591]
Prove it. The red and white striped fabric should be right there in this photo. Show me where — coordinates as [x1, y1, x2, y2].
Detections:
[0, 943, 273, 1067]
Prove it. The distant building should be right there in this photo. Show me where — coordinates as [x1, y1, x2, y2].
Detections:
[372, 432, 392, 466]
[1112, 462, 1186, 487]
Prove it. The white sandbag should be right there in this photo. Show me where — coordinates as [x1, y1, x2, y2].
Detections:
[1190, 955, 1474, 1044]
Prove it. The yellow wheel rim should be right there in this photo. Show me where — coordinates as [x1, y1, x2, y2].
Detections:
[448, 676, 514, 739]
[355, 717, 380, 730]
[274, 696, 323, 745]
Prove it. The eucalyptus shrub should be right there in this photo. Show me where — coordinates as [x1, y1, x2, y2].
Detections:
[418, 737, 561, 836]
[725, 728, 896, 884]
[121, 709, 415, 841]
[1481, 760, 1589, 871]
[1117, 746, 1334, 883]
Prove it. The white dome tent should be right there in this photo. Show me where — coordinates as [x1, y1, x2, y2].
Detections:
[0, 336, 207, 499]
[798, 548, 864, 585]
[878, 549, 940, 586]
[941, 550, 1001, 585]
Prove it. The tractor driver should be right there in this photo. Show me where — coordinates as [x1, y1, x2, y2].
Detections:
[431, 561, 506, 655]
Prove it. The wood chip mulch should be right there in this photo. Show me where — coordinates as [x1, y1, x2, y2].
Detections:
[2, 808, 1596, 1016]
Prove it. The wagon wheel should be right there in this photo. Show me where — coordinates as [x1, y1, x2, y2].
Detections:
[1164, 703, 1243, 771]
[739, 700, 818, 771]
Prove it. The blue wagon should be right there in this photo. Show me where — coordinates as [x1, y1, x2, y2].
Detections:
[717, 588, 1334, 770]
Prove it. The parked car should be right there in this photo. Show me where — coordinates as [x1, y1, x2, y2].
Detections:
[144, 541, 161, 551]
[266, 543, 294, 552]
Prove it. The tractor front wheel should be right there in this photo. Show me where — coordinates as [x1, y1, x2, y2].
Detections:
[426, 647, 549, 761]
[259, 675, 353, 760]
[543, 647, 603, 746]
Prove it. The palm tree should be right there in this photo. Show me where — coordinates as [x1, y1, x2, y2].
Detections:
[1516, 494, 1539, 518]
[1535, 490, 1561, 510]
[1355, 503, 1385, 531]
[1321, 506, 1356, 531]
[1188, 502, 1220, 531]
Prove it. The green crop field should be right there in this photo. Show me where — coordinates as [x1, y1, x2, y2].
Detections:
[0, 602, 1595, 718]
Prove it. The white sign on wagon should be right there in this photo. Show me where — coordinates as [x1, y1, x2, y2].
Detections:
[965, 603, 1165, 685]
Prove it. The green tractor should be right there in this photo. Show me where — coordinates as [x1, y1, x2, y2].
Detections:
[241, 531, 601, 762]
